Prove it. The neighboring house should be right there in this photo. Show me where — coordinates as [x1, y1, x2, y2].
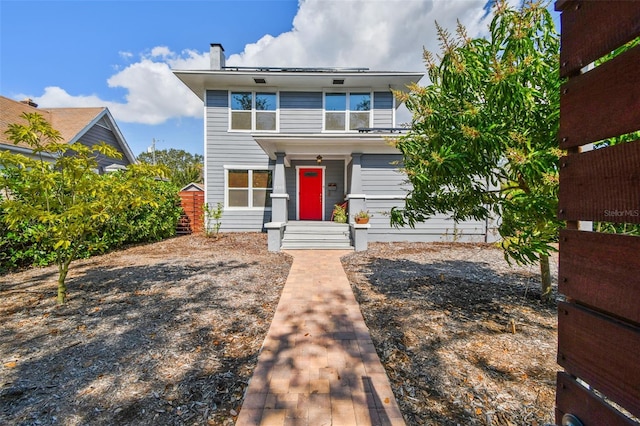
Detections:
[173, 43, 496, 251]
[0, 96, 136, 172]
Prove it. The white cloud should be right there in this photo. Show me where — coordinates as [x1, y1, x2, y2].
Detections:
[20, 86, 106, 108]
[150, 46, 172, 58]
[118, 51, 133, 60]
[163, 49, 209, 70]
[106, 59, 203, 124]
[27, 0, 499, 125]
[226, 0, 493, 73]
[29, 49, 208, 125]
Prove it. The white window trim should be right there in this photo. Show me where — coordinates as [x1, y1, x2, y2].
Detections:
[295, 165, 326, 221]
[322, 90, 373, 132]
[228, 90, 279, 133]
[223, 165, 275, 210]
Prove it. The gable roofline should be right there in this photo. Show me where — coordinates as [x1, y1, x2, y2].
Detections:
[0, 96, 136, 165]
[180, 182, 204, 192]
[64, 107, 137, 165]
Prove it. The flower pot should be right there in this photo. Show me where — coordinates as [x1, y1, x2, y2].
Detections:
[355, 217, 369, 224]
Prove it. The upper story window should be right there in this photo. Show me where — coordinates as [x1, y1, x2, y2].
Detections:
[324, 92, 371, 131]
[230, 92, 277, 131]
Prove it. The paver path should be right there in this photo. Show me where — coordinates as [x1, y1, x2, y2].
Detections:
[236, 250, 405, 426]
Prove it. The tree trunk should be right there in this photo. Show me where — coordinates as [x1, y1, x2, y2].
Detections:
[539, 254, 552, 302]
[56, 260, 70, 304]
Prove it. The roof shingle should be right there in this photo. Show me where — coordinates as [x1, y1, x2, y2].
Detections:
[0, 96, 105, 149]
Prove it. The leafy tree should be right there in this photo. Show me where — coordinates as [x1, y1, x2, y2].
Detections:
[1, 112, 167, 304]
[391, 0, 562, 300]
[137, 148, 203, 188]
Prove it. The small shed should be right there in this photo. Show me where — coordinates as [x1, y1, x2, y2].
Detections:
[177, 183, 204, 234]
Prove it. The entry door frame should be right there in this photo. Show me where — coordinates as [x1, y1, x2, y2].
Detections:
[296, 165, 326, 221]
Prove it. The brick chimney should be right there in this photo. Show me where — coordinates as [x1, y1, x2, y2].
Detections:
[20, 98, 38, 108]
[210, 43, 225, 70]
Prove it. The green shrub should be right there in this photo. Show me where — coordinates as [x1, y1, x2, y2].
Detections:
[0, 178, 182, 273]
[0, 213, 57, 272]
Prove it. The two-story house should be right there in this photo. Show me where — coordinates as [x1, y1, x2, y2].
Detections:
[173, 44, 494, 251]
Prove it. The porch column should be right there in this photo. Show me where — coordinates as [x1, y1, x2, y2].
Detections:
[266, 152, 288, 252]
[348, 153, 368, 251]
[347, 153, 366, 219]
[350, 153, 363, 193]
[271, 152, 289, 223]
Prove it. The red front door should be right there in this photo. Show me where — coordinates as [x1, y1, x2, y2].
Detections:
[298, 168, 323, 220]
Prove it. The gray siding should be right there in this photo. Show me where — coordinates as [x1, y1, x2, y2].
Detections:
[360, 154, 409, 195]
[280, 92, 322, 109]
[286, 160, 345, 220]
[373, 92, 393, 109]
[205, 90, 273, 231]
[208, 90, 228, 108]
[366, 199, 488, 242]
[280, 92, 323, 133]
[74, 124, 129, 171]
[360, 154, 487, 242]
[373, 92, 394, 128]
[278, 91, 395, 132]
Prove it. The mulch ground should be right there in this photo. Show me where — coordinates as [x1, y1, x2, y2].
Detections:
[1, 234, 559, 426]
[0, 234, 292, 426]
[342, 242, 558, 426]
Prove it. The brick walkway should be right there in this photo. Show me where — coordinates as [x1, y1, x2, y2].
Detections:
[236, 250, 405, 426]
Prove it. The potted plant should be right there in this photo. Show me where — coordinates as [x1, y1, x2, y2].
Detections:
[332, 203, 347, 223]
[354, 210, 371, 224]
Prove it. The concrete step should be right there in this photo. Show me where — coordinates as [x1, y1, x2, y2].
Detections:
[285, 222, 349, 232]
[282, 234, 350, 241]
[280, 241, 353, 250]
[285, 227, 349, 234]
[281, 221, 352, 250]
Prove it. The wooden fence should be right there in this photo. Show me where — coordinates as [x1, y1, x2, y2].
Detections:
[555, 1, 640, 425]
[177, 190, 204, 234]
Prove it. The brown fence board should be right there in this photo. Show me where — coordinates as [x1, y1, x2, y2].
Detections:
[556, 372, 638, 426]
[557, 302, 640, 418]
[557, 0, 640, 422]
[556, 0, 640, 78]
[178, 191, 204, 234]
[559, 44, 640, 148]
[559, 230, 640, 325]
[558, 141, 640, 223]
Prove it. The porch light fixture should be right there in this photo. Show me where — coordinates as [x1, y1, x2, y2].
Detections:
[316, 155, 323, 164]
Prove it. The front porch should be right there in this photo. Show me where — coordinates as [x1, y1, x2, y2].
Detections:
[254, 130, 407, 252]
[265, 150, 372, 252]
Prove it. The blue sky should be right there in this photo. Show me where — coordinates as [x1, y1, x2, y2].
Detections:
[1, 0, 560, 157]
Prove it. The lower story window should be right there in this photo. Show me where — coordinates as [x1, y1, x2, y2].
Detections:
[227, 168, 273, 208]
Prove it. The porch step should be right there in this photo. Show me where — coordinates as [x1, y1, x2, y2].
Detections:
[281, 221, 352, 250]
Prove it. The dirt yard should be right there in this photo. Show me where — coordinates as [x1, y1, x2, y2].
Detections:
[0, 234, 292, 426]
[1, 233, 558, 425]
[342, 242, 558, 426]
